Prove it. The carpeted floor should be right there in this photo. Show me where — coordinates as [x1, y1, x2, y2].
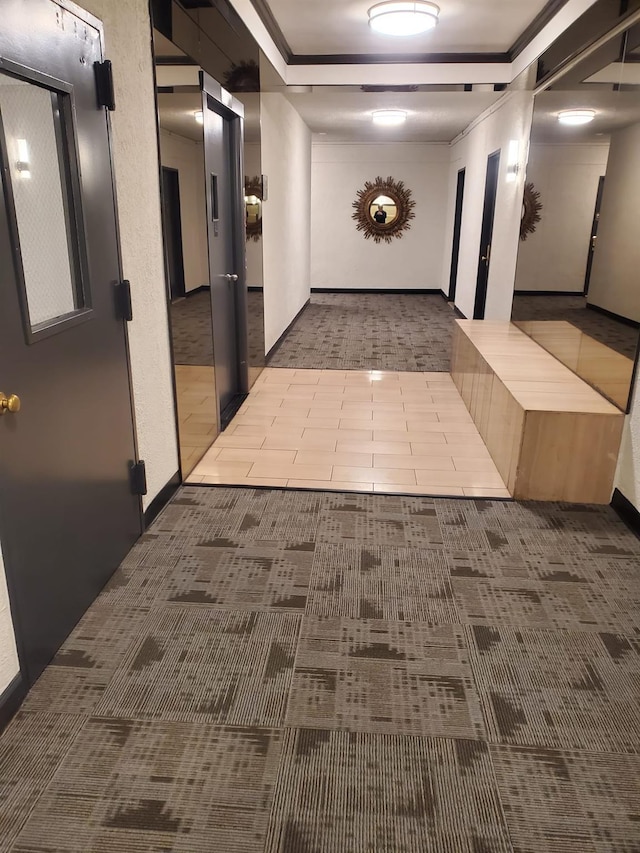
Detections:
[512, 294, 639, 359]
[269, 293, 456, 372]
[170, 290, 266, 369]
[2, 486, 640, 851]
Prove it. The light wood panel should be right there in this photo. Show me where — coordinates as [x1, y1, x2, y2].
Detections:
[451, 321, 624, 504]
[515, 320, 635, 410]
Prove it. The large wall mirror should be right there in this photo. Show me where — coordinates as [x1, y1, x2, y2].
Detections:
[511, 20, 640, 411]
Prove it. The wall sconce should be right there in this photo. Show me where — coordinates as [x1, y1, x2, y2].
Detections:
[506, 138, 520, 183]
[16, 139, 30, 178]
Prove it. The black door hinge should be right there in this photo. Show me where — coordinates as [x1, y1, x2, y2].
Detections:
[130, 460, 148, 496]
[115, 280, 133, 321]
[94, 60, 116, 110]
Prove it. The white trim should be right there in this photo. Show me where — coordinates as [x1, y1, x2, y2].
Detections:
[286, 63, 512, 86]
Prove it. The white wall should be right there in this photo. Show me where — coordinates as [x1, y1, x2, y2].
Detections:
[445, 92, 535, 320]
[310, 142, 450, 291]
[0, 541, 19, 695]
[159, 130, 209, 293]
[515, 143, 609, 293]
[588, 123, 640, 323]
[245, 141, 264, 289]
[260, 93, 312, 352]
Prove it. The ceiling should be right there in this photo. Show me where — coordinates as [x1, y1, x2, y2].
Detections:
[157, 92, 203, 142]
[261, 0, 551, 57]
[285, 89, 501, 141]
[531, 90, 640, 142]
[157, 91, 262, 143]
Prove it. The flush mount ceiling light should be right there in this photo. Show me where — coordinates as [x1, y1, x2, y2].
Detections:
[194, 110, 204, 124]
[368, 1, 440, 36]
[372, 109, 407, 126]
[557, 109, 596, 126]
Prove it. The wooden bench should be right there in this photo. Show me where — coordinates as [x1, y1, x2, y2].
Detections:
[451, 321, 625, 503]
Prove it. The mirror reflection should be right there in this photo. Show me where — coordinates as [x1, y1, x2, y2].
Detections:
[369, 194, 398, 225]
[512, 22, 640, 411]
[245, 194, 261, 225]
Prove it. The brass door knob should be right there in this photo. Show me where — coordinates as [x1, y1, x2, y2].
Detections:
[0, 393, 20, 415]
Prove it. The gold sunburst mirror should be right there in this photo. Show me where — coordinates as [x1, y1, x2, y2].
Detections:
[520, 182, 543, 241]
[352, 176, 416, 243]
[244, 176, 262, 242]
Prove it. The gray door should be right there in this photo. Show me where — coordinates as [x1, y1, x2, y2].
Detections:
[0, 0, 141, 683]
[201, 73, 249, 428]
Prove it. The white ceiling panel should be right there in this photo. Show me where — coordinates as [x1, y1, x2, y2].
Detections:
[264, 0, 551, 55]
[285, 89, 501, 141]
[531, 90, 640, 142]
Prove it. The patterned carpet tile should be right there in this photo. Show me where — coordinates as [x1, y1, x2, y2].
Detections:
[268, 293, 455, 372]
[306, 543, 456, 623]
[9, 719, 281, 853]
[0, 713, 86, 853]
[96, 607, 301, 726]
[491, 744, 640, 853]
[317, 493, 443, 547]
[156, 541, 314, 611]
[467, 624, 640, 753]
[157, 487, 323, 543]
[286, 617, 486, 739]
[451, 577, 640, 633]
[264, 729, 513, 853]
[20, 605, 150, 716]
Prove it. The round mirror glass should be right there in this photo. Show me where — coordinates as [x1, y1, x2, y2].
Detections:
[245, 194, 261, 225]
[369, 194, 398, 226]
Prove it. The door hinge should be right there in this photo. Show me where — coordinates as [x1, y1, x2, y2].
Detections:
[115, 280, 133, 321]
[94, 60, 116, 110]
[130, 460, 148, 496]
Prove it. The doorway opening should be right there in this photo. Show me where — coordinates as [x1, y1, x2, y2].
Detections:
[448, 167, 466, 302]
[584, 175, 605, 296]
[474, 150, 501, 320]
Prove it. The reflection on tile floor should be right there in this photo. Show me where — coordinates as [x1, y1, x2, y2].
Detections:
[175, 364, 218, 476]
[187, 368, 510, 498]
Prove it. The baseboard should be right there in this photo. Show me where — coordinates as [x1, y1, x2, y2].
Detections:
[311, 288, 443, 295]
[514, 290, 584, 297]
[586, 302, 640, 329]
[143, 470, 181, 530]
[185, 285, 210, 298]
[611, 488, 640, 539]
[247, 286, 264, 292]
[452, 305, 467, 319]
[266, 299, 310, 361]
[0, 673, 26, 734]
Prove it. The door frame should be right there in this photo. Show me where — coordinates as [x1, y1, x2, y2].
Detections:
[201, 71, 249, 427]
[474, 149, 501, 320]
[161, 165, 187, 301]
[448, 167, 466, 302]
[0, 0, 143, 688]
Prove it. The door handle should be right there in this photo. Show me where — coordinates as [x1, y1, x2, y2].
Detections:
[224, 274, 239, 282]
[481, 244, 491, 264]
[0, 392, 21, 415]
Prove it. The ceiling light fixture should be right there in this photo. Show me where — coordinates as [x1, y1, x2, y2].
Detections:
[368, 1, 440, 36]
[557, 109, 596, 126]
[194, 110, 204, 124]
[372, 109, 407, 126]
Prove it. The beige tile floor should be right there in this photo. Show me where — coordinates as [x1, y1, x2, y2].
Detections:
[187, 368, 511, 498]
[175, 364, 219, 476]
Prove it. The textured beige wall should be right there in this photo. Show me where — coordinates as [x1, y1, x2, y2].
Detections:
[0, 541, 19, 694]
[80, 0, 179, 507]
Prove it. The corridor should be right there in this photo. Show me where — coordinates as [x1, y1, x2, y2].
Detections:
[1, 486, 639, 851]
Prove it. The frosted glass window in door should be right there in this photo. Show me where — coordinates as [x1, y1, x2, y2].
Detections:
[0, 73, 85, 331]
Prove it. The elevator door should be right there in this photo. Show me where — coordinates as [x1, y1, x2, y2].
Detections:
[0, 0, 141, 683]
[201, 73, 249, 428]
